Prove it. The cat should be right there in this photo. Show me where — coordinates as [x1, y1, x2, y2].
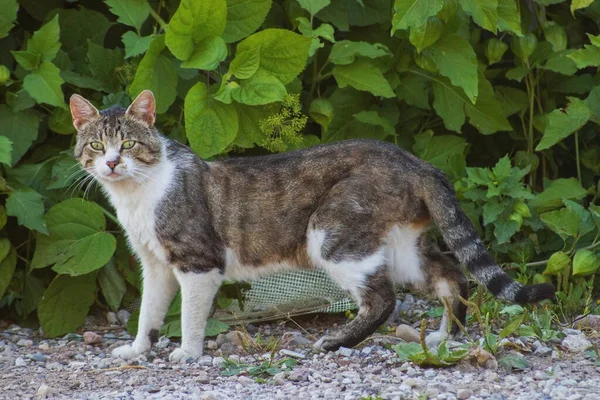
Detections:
[70, 90, 554, 362]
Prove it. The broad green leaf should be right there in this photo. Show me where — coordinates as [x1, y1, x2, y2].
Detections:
[567, 45, 600, 69]
[494, 219, 520, 244]
[588, 33, 600, 47]
[129, 35, 178, 114]
[317, 0, 350, 31]
[61, 71, 106, 92]
[185, 82, 239, 158]
[322, 88, 375, 142]
[531, 178, 587, 213]
[38, 272, 97, 338]
[98, 261, 127, 312]
[232, 72, 287, 105]
[58, 8, 110, 72]
[0, 0, 18, 38]
[584, 85, 600, 124]
[229, 48, 261, 79]
[0, 206, 6, 230]
[297, 0, 330, 15]
[17, 274, 45, 318]
[571, 0, 595, 14]
[235, 29, 311, 84]
[165, 0, 227, 61]
[391, 0, 444, 33]
[23, 61, 65, 108]
[205, 318, 230, 336]
[433, 79, 465, 131]
[181, 36, 227, 70]
[542, 50, 578, 76]
[540, 207, 581, 239]
[499, 354, 529, 371]
[31, 198, 116, 276]
[506, 66, 528, 82]
[354, 111, 395, 135]
[87, 41, 125, 92]
[233, 104, 265, 148]
[572, 249, 600, 276]
[409, 17, 443, 53]
[333, 59, 395, 98]
[214, 81, 241, 104]
[105, 0, 150, 32]
[48, 108, 76, 135]
[460, 0, 498, 33]
[309, 98, 334, 131]
[46, 156, 81, 190]
[6, 189, 47, 234]
[12, 50, 41, 71]
[347, 0, 392, 27]
[413, 131, 467, 176]
[0, 243, 16, 299]
[6, 90, 36, 112]
[0, 136, 12, 165]
[396, 73, 430, 110]
[424, 35, 478, 103]
[499, 314, 524, 340]
[536, 98, 591, 150]
[564, 199, 596, 237]
[329, 40, 391, 65]
[26, 14, 61, 62]
[497, 0, 521, 35]
[495, 86, 528, 117]
[121, 32, 154, 58]
[222, 0, 272, 43]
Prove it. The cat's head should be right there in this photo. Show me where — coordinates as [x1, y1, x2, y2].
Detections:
[69, 90, 162, 184]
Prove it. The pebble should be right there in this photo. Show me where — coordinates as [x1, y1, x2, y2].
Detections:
[225, 330, 251, 347]
[457, 388, 472, 399]
[576, 314, 600, 331]
[337, 347, 354, 357]
[280, 349, 306, 359]
[212, 356, 225, 367]
[83, 331, 103, 345]
[395, 324, 420, 343]
[534, 346, 553, 356]
[17, 339, 33, 347]
[155, 336, 170, 349]
[15, 357, 26, 366]
[206, 340, 218, 350]
[562, 334, 592, 352]
[106, 311, 119, 325]
[116, 310, 131, 326]
[30, 352, 47, 362]
[36, 383, 52, 399]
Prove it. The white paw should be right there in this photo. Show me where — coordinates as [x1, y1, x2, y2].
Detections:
[169, 347, 201, 363]
[112, 342, 148, 360]
[313, 335, 341, 351]
[425, 331, 448, 349]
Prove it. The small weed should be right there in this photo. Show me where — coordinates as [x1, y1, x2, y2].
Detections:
[220, 357, 297, 378]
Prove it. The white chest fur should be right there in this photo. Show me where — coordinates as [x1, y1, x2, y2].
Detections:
[103, 158, 175, 263]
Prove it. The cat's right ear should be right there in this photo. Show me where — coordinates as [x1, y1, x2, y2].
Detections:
[70, 95, 100, 130]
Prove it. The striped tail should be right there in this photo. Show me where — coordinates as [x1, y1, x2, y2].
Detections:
[420, 172, 555, 304]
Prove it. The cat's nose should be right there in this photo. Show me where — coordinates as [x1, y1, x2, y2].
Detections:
[106, 157, 120, 170]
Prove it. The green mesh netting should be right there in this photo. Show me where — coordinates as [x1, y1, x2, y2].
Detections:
[216, 270, 357, 324]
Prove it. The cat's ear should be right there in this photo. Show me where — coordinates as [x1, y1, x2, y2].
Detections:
[70, 95, 100, 130]
[126, 90, 156, 127]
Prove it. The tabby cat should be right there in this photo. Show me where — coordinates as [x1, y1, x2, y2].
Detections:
[70, 90, 554, 362]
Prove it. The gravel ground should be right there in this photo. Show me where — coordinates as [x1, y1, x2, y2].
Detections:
[1, 302, 599, 400]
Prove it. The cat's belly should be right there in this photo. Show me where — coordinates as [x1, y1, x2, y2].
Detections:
[222, 248, 300, 281]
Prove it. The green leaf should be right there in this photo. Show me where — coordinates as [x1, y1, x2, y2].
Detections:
[309, 98, 334, 130]
[31, 198, 117, 276]
[235, 28, 311, 84]
[424, 35, 478, 103]
[185, 82, 239, 158]
[540, 207, 581, 239]
[573, 249, 600, 276]
[6, 189, 47, 234]
[87, 41, 125, 92]
[232, 72, 287, 105]
[98, 261, 127, 312]
[12, 50, 41, 71]
[499, 314, 524, 340]
[297, 0, 330, 15]
[495, 86, 528, 117]
[499, 353, 529, 370]
[233, 104, 265, 148]
[121, 32, 154, 58]
[48, 108, 76, 135]
[0, 136, 12, 165]
[46, 156, 81, 190]
[105, 0, 150, 32]
[61, 71, 106, 92]
[354, 110, 395, 135]
[567, 45, 600, 69]
[409, 17, 443, 53]
[460, 0, 498, 33]
[165, 0, 227, 61]
[222, 0, 272, 43]
[0, 206, 6, 230]
[205, 318, 230, 336]
[26, 14, 61, 62]
[571, 0, 595, 14]
[181, 36, 227, 70]
[494, 219, 520, 244]
[333, 59, 395, 98]
[391, 0, 444, 33]
[0, 241, 16, 299]
[129, 35, 178, 114]
[23, 61, 65, 108]
[413, 131, 467, 176]
[0, 0, 18, 39]
[17, 274, 45, 318]
[329, 40, 390, 65]
[37, 272, 97, 338]
[497, 0, 521, 35]
[544, 251, 570, 275]
[396, 74, 430, 110]
[536, 98, 591, 151]
[229, 48, 261, 79]
[530, 178, 587, 213]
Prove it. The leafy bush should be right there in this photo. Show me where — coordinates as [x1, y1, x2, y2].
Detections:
[1, 0, 599, 337]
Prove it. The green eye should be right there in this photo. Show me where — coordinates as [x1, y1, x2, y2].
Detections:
[122, 140, 136, 150]
[90, 142, 104, 151]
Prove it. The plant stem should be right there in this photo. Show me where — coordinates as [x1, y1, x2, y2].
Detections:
[98, 205, 120, 226]
[508, 240, 600, 269]
[575, 131, 582, 183]
[149, 7, 168, 31]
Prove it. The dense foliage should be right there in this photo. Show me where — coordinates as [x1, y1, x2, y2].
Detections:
[0, 0, 599, 337]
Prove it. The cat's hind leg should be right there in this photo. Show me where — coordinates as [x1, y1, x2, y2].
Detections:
[308, 230, 396, 351]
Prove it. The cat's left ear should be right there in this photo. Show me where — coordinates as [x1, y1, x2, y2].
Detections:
[126, 90, 156, 127]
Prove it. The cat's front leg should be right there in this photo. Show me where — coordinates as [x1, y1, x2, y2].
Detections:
[169, 268, 222, 362]
[112, 258, 178, 360]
